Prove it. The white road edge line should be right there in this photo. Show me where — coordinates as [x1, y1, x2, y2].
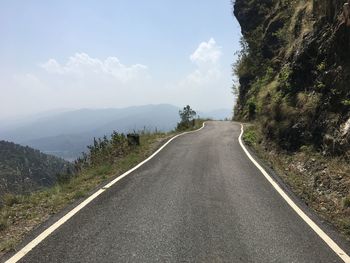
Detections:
[238, 123, 350, 263]
[6, 122, 206, 263]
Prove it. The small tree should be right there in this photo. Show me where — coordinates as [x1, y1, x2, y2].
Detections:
[177, 105, 197, 130]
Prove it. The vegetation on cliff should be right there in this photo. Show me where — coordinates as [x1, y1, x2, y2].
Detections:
[234, 0, 350, 155]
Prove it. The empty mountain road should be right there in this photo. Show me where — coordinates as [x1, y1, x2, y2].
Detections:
[5, 121, 350, 263]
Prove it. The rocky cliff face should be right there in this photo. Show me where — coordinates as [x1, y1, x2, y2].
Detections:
[234, 0, 350, 155]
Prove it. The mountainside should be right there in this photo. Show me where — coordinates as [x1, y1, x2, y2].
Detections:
[233, 0, 350, 155]
[0, 141, 72, 197]
[0, 104, 181, 160]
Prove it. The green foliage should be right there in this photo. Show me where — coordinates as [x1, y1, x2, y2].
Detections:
[0, 141, 73, 196]
[243, 128, 257, 146]
[316, 81, 326, 90]
[179, 105, 196, 123]
[272, 27, 288, 44]
[177, 105, 197, 131]
[75, 132, 131, 170]
[317, 62, 326, 72]
[2, 193, 20, 207]
[339, 219, 350, 235]
[278, 65, 292, 93]
[247, 98, 257, 120]
[341, 99, 350, 106]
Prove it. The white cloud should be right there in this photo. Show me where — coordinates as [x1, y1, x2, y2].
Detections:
[167, 38, 232, 112]
[182, 38, 223, 87]
[190, 38, 222, 66]
[41, 53, 149, 83]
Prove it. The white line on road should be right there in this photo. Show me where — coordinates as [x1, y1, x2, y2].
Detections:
[238, 123, 350, 263]
[5, 123, 206, 263]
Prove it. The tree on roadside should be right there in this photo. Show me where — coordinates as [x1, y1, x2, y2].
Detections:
[177, 105, 197, 130]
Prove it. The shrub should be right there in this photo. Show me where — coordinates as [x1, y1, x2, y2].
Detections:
[243, 128, 257, 146]
[247, 99, 257, 120]
[176, 105, 197, 131]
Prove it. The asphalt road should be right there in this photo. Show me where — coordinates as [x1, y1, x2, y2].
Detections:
[13, 121, 347, 262]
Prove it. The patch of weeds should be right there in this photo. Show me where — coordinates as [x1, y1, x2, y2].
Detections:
[343, 196, 350, 208]
[243, 127, 257, 146]
[0, 217, 7, 231]
[278, 65, 292, 93]
[95, 164, 112, 176]
[299, 145, 312, 152]
[2, 193, 20, 207]
[317, 62, 326, 72]
[316, 81, 326, 90]
[339, 219, 350, 235]
[73, 190, 86, 200]
[0, 237, 17, 252]
[341, 100, 350, 107]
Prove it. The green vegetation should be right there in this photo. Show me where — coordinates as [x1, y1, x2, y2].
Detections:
[0, 141, 73, 197]
[242, 127, 257, 146]
[341, 99, 350, 107]
[233, 0, 350, 154]
[176, 105, 197, 131]
[343, 196, 350, 208]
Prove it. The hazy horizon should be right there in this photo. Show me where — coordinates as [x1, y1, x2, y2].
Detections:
[0, 104, 233, 123]
[1, 0, 241, 120]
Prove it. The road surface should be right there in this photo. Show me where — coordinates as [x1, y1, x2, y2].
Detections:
[8, 122, 348, 262]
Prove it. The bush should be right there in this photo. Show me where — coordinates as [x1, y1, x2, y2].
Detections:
[243, 128, 257, 146]
[247, 99, 257, 120]
[176, 105, 197, 131]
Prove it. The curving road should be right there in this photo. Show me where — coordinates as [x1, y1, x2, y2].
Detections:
[7, 121, 349, 262]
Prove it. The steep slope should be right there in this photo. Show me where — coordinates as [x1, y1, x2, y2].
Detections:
[234, 0, 350, 154]
[0, 141, 72, 197]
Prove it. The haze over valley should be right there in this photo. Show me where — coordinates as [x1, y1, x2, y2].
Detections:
[0, 104, 232, 160]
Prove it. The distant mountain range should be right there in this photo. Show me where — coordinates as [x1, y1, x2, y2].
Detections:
[0, 140, 72, 196]
[0, 104, 232, 161]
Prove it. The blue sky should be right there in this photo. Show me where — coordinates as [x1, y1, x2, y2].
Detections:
[0, 0, 241, 120]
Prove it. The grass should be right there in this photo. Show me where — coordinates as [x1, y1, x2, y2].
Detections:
[0, 121, 205, 257]
[2, 194, 20, 207]
[343, 196, 350, 208]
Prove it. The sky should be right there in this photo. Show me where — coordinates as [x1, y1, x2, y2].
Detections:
[0, 0, 242, 120]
